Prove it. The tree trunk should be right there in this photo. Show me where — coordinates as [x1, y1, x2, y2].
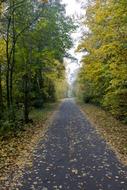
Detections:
[23, 74, 29, 123]
[6, 8, 11, 109]
[6, 39, 10, 109]
[10, 0, 16, 106]
[0, 63, 3, 119]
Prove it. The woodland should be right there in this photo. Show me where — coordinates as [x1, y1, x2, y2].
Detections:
[77, 0, 127, 123]
[0, 0, 74, 135]
[0, 0, 127, 135]
[0, 1, 127, 186]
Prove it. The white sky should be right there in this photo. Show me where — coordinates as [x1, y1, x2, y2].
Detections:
[63, 0, 83, 16]
[62, 0, 86, 84]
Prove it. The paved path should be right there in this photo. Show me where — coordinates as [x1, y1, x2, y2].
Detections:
[17, 99, 127, 190]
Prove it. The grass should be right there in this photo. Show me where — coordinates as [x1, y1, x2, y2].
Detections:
[30, 102, 58, 123]
[78, 101, 127, 165]
[0, 101, 59, 187]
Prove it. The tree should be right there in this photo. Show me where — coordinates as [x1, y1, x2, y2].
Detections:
[77, 0, 127, 122]
[0, 0, 75, 128]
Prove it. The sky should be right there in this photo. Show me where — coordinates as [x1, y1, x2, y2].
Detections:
[62, 0, 86, 84]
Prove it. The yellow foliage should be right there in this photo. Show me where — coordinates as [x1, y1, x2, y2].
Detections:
[77, 0, 127, 122]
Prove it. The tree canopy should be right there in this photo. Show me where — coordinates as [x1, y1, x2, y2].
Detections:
[0, 0, 75, 133]
[77, 0, 127, 123]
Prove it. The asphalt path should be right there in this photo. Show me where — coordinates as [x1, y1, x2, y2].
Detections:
[16, 99, 127, 190]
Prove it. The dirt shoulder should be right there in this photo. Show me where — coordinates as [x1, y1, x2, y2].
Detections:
[0, 102, 59, 189]
[78, 102, 127, 166]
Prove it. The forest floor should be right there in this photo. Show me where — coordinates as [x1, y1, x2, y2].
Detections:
[1, 98, 127, 190]
[0, 102, 59, 189]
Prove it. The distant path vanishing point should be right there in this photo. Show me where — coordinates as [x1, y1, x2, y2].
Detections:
[15, 99, 127, 190]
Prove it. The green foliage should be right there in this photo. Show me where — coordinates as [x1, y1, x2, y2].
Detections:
[77, 0, 127, 122]
[0, 0, 74, 131]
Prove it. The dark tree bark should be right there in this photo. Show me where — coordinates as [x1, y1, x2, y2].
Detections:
[23, 74, 29, 123]
[0, 63, 3, 119]
[6, 30, 11, 109]
[10, 0, 16, 106]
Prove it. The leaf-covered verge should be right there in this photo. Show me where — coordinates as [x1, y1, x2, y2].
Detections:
[78, 101, 127, 166]
[0, 102, 59, 189]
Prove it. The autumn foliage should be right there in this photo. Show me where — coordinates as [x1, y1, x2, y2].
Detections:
[0, 0, 74, 133]
[77, 0, 127, 122]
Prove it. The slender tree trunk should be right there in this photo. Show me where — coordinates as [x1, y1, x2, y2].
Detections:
[0, 63, 3, 119]
[0, 5, 3, 118]
[10, 0, 16, 106]
[23, 45, 33, 123]
[23, 74, 29, 123]
[6, 5, 11, 109]
[10, 41, 15, 107]
[6, 39, 10, 109]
